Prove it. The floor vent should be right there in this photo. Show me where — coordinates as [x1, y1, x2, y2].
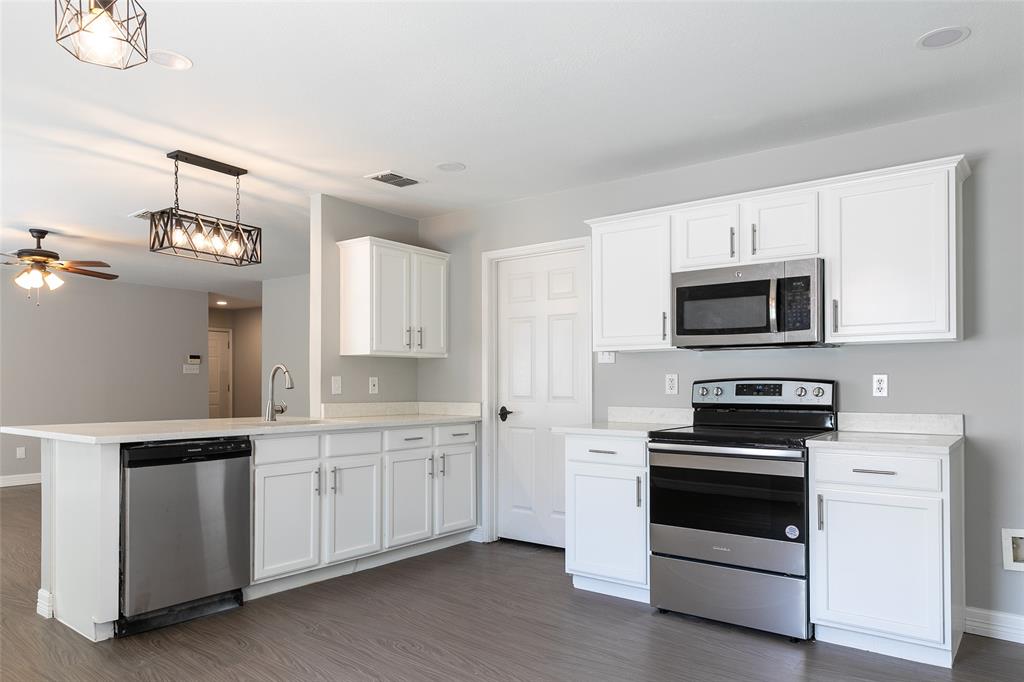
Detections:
[365, 171, 420, 188]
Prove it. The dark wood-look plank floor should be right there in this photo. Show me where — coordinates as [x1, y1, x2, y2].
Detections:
[2, 485, 1021, 681]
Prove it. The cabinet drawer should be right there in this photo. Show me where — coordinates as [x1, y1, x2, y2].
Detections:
[435, 423, 477, 445]
[566, 435, 646, 466]
[324, 430, 382, 457]
[384, 427, 434, 451]
[253, 435, 320, 465]
[814, 451, 942, 492]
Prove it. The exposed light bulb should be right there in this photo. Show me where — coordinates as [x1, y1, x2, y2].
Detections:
[226, 239, 241, 256]
[45, 271, 65, 291]
[211, 232, 226, 253]
[76, 9, 128, 68]
[172, 227, 188, 246]
[191, 230, 208, 249]
[14, 268, 34, 290]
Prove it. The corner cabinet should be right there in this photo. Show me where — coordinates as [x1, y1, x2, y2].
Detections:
[591, 215, 671, 351]
[338, 237, 449, 358]
[809, 439, 965, 668]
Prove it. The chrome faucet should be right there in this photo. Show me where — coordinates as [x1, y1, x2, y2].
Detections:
[264, 363, 295, 421]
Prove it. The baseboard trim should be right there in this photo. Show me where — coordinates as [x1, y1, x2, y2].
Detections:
[965, 607, 1024, 644]
[0, 473, 41, 488]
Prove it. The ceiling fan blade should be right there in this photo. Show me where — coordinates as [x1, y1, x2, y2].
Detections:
[54, 260, 111, 267]
[60, 266, 119, 281]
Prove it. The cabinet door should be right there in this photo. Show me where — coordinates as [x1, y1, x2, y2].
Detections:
[743, 190, 818, 261]
[413, 253, 448, 356]
[384, 449, 433, 548]
[372, 243, 412, 353]
[592, 215, 671, 350]
[565, 462, 647, 585]
[435, 445, 477, 535]
[254, 460, 320, 580]
[822, 169, 953, 342]
[323, 455, 382, 564]
[811, 488, 944, 643]
[670, 202, 740, 270]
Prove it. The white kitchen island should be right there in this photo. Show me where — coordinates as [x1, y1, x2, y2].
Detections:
[1, 414, 481, 642]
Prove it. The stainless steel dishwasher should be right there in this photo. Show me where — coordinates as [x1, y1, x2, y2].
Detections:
[118, 436, 251, 636]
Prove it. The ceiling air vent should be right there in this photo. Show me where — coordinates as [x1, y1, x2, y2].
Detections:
[365, 171, 420, 188]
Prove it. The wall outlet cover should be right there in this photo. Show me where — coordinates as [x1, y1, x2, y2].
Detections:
[872, 374, 888, 397]
[1002, 528, 1024, 572]
[369, 376, 379, 395]
[331, 376, 342, 395]
[665, 373, 679, 395]
[15, 446, 26, 459]
[597, 351, 616, 364]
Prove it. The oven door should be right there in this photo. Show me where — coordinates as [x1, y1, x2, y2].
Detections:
[649, 448, 807, 576]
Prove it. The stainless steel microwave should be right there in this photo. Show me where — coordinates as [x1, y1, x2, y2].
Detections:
[671, 258, 824, 349]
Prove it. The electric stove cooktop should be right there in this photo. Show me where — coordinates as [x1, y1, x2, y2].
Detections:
[649, 425, 834, 450]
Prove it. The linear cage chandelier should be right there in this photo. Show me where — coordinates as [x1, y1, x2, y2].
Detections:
[55, 0, 148, 70]
[149, 151, 262, 267]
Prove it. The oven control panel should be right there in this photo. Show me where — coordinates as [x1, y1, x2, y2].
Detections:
[692, 379, 834, 407]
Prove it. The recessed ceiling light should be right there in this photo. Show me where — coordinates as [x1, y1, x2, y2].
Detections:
[150, 49, 193, 71]
[916, 26, 971, 49]
[216, 300, 228, 306]
[436, 161, 467, 173]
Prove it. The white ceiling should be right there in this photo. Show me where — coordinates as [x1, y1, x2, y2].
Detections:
[2, 1, 1021, 298]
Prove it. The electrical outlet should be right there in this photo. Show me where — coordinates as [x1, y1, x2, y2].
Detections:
[15, 447, 26, 460]
[597, 351, 616, 364]
[369, 376, 379, 395]
[665, 373, 679, 395]
[1002, 529, 1024, 572]
[331, 376, 342, 395]
[872, 374, 888, 397]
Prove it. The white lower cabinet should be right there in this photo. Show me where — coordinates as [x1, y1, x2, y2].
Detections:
[384, 448, 435, 548]
[254, 459, 321, 580]
[323, 454, 382, 563]
[435, 445, 477, 534]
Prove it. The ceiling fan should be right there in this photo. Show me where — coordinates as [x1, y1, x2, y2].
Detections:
[2, 228, 119, 291]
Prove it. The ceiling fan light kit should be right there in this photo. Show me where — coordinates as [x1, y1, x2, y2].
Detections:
[3, 228, 118, 301]
[148, 151, 262, 267]
[55, 0, 148, 70]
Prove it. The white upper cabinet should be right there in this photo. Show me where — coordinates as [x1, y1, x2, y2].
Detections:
[742, 190, 818, 262]
[670, 202, 740, 270]
[822, 168, 959, 343]
[338, 237, 449, 357]
[592, 215, 671, 350]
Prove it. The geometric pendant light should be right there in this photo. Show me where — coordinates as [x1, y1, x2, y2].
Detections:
[55, 0, 148, 70]
[148, 151, 262, 267]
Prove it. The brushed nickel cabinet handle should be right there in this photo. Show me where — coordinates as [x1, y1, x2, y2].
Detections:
[418, 327, 423, 349]
[832, 299, 839, 334]
[330, 466, 337, 493]
[751, 223, 758, 255]
[729, 227, 736, 258]
[817, 494, 824, 531]
[314, 468, 320, 496]
[588, 449, 616, 455]
[852, 468, 897, 476]
[662, 312, 667, 340]
[404, 436, 424, 441]
[451, 432, 470, 437]
[428, 456, 434, 478]
[636, 476, 642, 508]
[440, 453, 446, 476]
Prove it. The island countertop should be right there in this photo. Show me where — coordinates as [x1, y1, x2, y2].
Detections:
[0, 414, 481, 445]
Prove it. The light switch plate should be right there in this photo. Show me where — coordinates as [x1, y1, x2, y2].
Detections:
[597, 351, 616, 364]
[872, 374, 888, 397]
[665, 373, 679, 395]
[1002, 528, 1024, 571]
[183, 364, 200, 375]
[15, 447, 26, 460]
[369, 376, 379, 395]
[331, 376, 342, 395]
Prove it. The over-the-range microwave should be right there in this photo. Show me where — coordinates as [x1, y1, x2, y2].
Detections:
[671, 257, 825, 349]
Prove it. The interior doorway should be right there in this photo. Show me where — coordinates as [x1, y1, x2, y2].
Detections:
[208, 293, 263, 418]
[208, 328, 233, 418]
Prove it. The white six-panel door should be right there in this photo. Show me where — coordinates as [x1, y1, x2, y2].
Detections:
[372, 243, 412, 353]
[254, 460, 321, 580]
[384, 449, 433, 548]
[497, 248, 590, 547]
[324, 454, 382, 563]
[207, 329, 232, 418]
[435, 445, 477, 534]
[413, 253, 448, 355]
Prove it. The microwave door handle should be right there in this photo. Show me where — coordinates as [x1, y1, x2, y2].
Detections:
[768, 278, 779, 334]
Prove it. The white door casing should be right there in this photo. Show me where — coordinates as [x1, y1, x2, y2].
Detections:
[496, 248, 591, 547]
[323, 454, 382, 563]
[207, 329, 232, 418]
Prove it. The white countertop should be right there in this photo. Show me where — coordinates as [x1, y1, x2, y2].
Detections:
[0, 414, 481, 445]
[551, 422, 689, 438]
[808, 430, 963, 454]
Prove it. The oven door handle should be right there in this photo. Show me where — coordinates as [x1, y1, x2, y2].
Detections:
[768, 277, 779, 334]
[650, 451, 805, 477]
[647, 442, 805, 459]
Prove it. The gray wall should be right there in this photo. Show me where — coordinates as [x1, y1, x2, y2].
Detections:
[262, 274, 310, 418]
[209, 307, 263, 418]
[417, 99, 1024, 616]
[0, 278, 209, 476]
[312, 194, 421, 410]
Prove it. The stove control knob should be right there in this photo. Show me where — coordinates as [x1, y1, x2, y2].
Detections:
[795, 386, 808, 397]
[714, 387, 724, 397]
[813, 387, 825, 398]
[699, 387, 709, 397]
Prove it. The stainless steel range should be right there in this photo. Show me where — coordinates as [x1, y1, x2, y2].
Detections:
[648, 378, 837, 639]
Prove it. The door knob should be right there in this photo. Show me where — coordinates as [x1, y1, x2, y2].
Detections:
[498, 406, 515, 422]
